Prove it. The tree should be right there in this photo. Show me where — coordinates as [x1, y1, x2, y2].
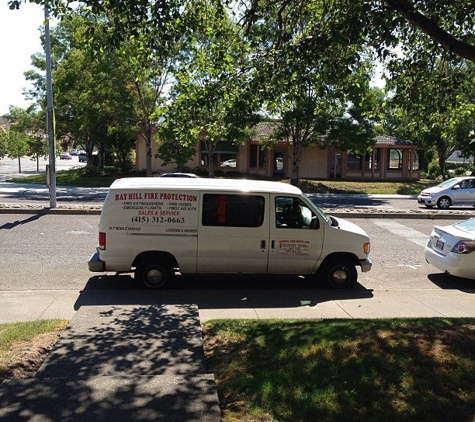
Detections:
[242, 0, 475, 64]
[385, 53, 474, 176]
[247, 0, 378, 184]
[159, 0, 260, 177]
[0, 126, 29, 173]
[22, 10, 141, 170]
[1, 107, 46, 172]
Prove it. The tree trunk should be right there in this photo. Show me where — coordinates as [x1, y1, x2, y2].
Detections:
[146, 125, 152, 177]
[290, 162, 299, 186]
[207, 151, 214, 177]
[438, 155, 446, 178]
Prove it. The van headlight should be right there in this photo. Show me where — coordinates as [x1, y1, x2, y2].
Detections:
[363, 243, 371, 254]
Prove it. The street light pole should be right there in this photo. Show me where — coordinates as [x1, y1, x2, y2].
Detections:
[44, 3, 56, 207]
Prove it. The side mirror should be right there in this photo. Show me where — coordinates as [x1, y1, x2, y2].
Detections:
[452, 185, 460, 190]
[310, 216, 320, 230]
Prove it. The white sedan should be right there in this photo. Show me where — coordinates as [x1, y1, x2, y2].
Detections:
[425, 217, 475, 280]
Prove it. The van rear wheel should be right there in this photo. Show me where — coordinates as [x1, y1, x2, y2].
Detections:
[135, 260, 174, 289]
[320, 257, 357, 289]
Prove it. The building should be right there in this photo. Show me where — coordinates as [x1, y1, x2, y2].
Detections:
[136, 122, 420, 181]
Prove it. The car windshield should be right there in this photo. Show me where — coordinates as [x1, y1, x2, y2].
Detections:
[437, 178, 461, 188]
[454, 218, 475, 234]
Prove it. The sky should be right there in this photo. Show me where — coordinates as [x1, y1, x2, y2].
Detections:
[0, 1, 45, 116]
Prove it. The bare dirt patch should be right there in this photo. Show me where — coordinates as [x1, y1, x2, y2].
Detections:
[0, 330, 64, 381]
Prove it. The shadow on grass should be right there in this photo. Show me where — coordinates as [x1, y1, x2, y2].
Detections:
[204, 318, 475, 422]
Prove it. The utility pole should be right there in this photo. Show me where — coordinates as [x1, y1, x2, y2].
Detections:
[45, 3, 57, 207]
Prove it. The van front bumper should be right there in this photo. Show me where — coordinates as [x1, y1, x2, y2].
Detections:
[360, 258, 372, 273]
[88, 252, 105, 272]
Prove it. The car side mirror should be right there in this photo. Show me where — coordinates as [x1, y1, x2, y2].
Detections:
[453, 185, 460, 190]
[310, 216, 320, 230]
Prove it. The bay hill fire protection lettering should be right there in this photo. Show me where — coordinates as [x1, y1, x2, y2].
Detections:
[115, 192, 198, 201]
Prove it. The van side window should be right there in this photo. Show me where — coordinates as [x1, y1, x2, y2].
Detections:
[202, 194, 265, 227]
[275, 197, 313, 229]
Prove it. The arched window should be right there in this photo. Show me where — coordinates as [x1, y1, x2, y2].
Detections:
[388, 149, 403, 169]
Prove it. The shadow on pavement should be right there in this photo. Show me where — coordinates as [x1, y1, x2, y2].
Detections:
[0, 304, 220, 422]
[428, 273, 475, 293]
[74, 274, 374, 311]
[0, 213, 45, 229]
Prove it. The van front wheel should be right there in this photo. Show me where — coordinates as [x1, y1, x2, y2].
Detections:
[320, 257, 357, 289]
[135, 260, 174, 289]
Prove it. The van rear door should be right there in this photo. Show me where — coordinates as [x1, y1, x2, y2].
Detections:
[197, 192, 269, 273]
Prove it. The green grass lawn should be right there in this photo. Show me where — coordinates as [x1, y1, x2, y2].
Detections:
[203, 318, 475, 422]
[8, 167, 436, 195]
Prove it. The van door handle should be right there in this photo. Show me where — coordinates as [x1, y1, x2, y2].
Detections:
[261, 240, 266, 249]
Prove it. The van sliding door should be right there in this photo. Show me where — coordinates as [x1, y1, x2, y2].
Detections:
[197, 193, 269, 273]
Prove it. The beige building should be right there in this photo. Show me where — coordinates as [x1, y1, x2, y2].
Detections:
[136, 123, 420, 181]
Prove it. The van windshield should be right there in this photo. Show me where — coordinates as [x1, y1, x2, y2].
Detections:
[303, 196, 332, 225]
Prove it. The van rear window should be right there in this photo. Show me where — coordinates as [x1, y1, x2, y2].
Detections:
[202, 194, 265, 227]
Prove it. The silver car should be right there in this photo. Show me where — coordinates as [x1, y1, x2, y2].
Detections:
[417, 177, 475, 209]
[425, 217, 475, 280]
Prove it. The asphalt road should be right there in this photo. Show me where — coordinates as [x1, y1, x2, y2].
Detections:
[0, 213, 471, 293]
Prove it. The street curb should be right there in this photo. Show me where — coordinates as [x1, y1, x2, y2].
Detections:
[0, 206, 102, 215]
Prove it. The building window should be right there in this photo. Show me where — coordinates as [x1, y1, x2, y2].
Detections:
[388, 148, 403, 169]
[200, 141, 238, 168]
[366, 150, 381, 170]
[411, 150, 419, 170]
[249, 144, 266, 169]
[347, 152, 363, 171]
[202, 194, 265, 227]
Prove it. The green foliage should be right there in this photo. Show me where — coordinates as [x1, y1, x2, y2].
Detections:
[426, 159, 442, 180]
[159, 0, 260, 176]
[12, 0, 475, 183]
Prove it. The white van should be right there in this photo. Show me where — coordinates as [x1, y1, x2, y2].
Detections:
[88, 178, 372, 289]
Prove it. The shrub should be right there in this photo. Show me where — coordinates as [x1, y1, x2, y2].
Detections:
[426, 159, 441, 180]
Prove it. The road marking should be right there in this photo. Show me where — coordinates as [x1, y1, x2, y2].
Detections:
[398, 264, 422, 270]
[369, 219, 429, 247]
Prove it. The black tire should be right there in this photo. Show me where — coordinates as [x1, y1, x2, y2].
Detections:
[135, 259, 174, 289]
[437, 196, 451, 209]
[320, 257, 357, 289]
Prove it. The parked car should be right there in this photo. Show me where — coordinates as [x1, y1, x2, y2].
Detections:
[417, 177, 475, 209]
[159, 173, 200, 178]
[78, 151, 86, 162]
[425, 217, 475, 280]
[220, 158, 236, 168]
[70, 149, 78, 156]
[59, 152, 72, 160]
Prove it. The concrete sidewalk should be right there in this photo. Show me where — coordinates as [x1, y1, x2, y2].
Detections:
[1, 287, 474, 325]
[0, 304, 221, 422]
[1, 286, 474, 421]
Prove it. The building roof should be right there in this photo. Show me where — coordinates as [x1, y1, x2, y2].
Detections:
[250, 123, 416, 148]
[250, 121, 279, 142]
[375, 135, 415, 147]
